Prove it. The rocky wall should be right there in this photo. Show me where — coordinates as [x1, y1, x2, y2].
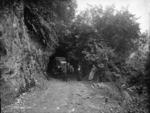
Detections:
[0, 5, 53, 106]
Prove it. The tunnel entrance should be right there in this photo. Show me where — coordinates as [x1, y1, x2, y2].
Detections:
[46, 47, 67, 78]
[46, 46, 82, 81]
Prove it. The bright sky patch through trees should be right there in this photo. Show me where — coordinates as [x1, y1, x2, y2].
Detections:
[76, 0, 149, 33]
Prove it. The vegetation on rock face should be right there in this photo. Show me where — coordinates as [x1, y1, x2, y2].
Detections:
[0, 0, 76, 106]
[0, 0, 149, 112]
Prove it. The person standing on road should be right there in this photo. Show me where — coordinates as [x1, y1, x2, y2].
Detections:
[77, 64, 82, 81]
[62, 63, 68, 82]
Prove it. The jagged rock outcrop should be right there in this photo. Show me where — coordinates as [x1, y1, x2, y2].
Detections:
[0, 3, 55, 106]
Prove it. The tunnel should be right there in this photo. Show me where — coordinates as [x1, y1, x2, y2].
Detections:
[46, 45, 82, 81]
[46, 47, 67, 78]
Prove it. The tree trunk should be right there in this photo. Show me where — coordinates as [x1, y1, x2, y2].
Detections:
[88, 65, 97, 80]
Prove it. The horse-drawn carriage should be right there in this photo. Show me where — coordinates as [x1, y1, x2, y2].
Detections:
[52, 57, 81, 81]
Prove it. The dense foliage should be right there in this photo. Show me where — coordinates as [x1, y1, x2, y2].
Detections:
[0, 0, 149, 112]
[55, 5, 149, 112]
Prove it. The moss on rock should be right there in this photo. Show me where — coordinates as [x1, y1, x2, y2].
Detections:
[0, 3, 55, 106]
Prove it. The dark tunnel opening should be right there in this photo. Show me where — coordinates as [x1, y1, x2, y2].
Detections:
[46, 47, 68, 78]
[46, 46, 82, 81]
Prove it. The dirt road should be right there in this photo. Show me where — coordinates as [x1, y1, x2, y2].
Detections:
[2, 79, 123, 113]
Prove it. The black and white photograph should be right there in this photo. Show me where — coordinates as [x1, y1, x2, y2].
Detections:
[0, 0, 150, 113]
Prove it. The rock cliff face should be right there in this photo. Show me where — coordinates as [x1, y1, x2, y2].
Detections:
[0, 4, 54, 106]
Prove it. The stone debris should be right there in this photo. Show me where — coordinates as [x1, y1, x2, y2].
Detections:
[92, 83, 110, 90]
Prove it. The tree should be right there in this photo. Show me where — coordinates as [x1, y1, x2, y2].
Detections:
[77, 5, 140, 60]
[57, 5, 141, 82]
